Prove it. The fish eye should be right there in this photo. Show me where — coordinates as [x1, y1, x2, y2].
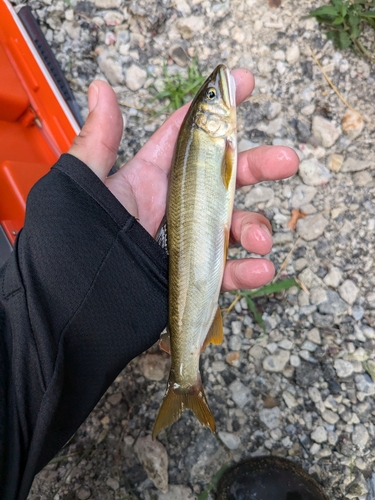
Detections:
[206, 88, 217, 100]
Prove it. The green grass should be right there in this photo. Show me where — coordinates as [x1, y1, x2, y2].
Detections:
[309, 0, 375, 61]
[152, 59, 206, 113]
[197, 463, 231, 500]
[236, 278, 300, 333]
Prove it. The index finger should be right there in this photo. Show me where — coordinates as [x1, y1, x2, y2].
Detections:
[133, 68, 255, 173]
[236, 145, 300, 187]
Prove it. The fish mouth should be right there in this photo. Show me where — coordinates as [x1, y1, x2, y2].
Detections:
[216, 64, 236, 109]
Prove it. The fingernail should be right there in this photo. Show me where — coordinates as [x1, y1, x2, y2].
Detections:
[88, 82, 99, 112]
[260, 223, 272, 236]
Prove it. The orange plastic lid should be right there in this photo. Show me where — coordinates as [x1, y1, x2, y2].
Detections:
[0, 0, 80, 244]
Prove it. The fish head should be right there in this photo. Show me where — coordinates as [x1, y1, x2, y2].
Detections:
[191, 64, 236, 139]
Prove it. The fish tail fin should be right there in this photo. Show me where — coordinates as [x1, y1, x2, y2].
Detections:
[152, 373, 216, 439]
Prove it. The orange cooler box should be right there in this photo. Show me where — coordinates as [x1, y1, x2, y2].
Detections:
[0, 0, 81, 265]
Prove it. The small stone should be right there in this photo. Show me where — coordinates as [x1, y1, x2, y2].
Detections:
[104, 11, 124, 25]
[139, 353, 169, 381]
[176, 16, 205, 39]
[229, 380, 253, 409]
[338, 279, 359, 305]
[226, 351, 241, 367]
[307, 328, 321, 345]
[342, 110, 364, 140]
[212, 361, 226, 372]
[107, 392, 122, 405]
[77, 487, 91, 500]
[62, 20, 81, 40]
[298, 268, 324, 289]
[278, 339, 294, 350]
[341, 156, 375, 172]
[294, 258, 308, 272]
[355, 374, 375, 396]
[125, 64, 147, 91]
[290, 354, 301, 367]
[259, 407, 281, 429]
[154, 485, 195, 500]
[298, 158, 331, 186]
[311, 425, 327, 443]
[327, 154, 344, 173]
[319, 291, 348, 315]
[229, 335, 242, 351]
[231, 320, 242, 335]
[310, 287, 327, 306]
[313, 312, 334, 328]
[352, 424, 369, 448]
[282, 391, 298, 408]
[263, 349, 290, 373]
[106, 477, 119, 491]
[291, 185, 317, 208]
[323, 267, 343, 288]
[98, 50, 123, 85]
[168, 44, 189, 67]
[296, 214, 329, 241]
[334, 359, 354, 378]
[312, 116, 341, 148]
[301, 340, 317, 352]
[276, 62, 287, 75]
[273, 50, 285, 61]
[308, 387, 322, 403]
[245, 186, 274, 207]
[286, 44, 300, 65]
[218, 431, 241, 450]
[272, 232, 294, 245]
[266, 101, 282, 120]
[134, 436, 169, 493]
[322, 409, 339, 424]
[301, 104, 315, 116]
[310, 443, 321, 455]
[93, 0, 121, 8]
[353, 170, 373, 187]
[174, 0, 191, 14]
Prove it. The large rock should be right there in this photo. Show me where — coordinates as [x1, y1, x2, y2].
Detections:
[135, 436, 169, 493]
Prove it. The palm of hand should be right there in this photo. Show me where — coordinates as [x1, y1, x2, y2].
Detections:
[69, 73, 299, 292]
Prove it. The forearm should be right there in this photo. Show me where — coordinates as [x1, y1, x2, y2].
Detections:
[0, 154, 168, 499]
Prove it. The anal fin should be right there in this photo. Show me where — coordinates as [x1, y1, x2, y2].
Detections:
[200, 307, 224, 353]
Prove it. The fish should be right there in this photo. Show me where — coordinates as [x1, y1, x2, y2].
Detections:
[152, 64, 237, 439]
[152, 64, 237, 438]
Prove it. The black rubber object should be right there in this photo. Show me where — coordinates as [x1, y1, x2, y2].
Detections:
[216, 456, 329, 500]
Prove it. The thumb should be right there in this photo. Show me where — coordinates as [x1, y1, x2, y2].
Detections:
[68, 80, 124, 181]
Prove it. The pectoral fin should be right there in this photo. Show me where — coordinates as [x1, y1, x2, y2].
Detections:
[200, 307, 224, 353]
[159, 330, 171, 354]
[221, 138, 235, 190]
[155, 215, 168, 253]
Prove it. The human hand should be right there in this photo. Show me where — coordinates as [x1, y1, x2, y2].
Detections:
[68, 70, 299, 292]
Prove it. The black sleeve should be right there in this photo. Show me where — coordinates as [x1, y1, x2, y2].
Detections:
[0, 154, 168, 500]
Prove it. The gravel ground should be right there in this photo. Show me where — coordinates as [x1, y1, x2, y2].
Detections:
[16, 0, 375, 498]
